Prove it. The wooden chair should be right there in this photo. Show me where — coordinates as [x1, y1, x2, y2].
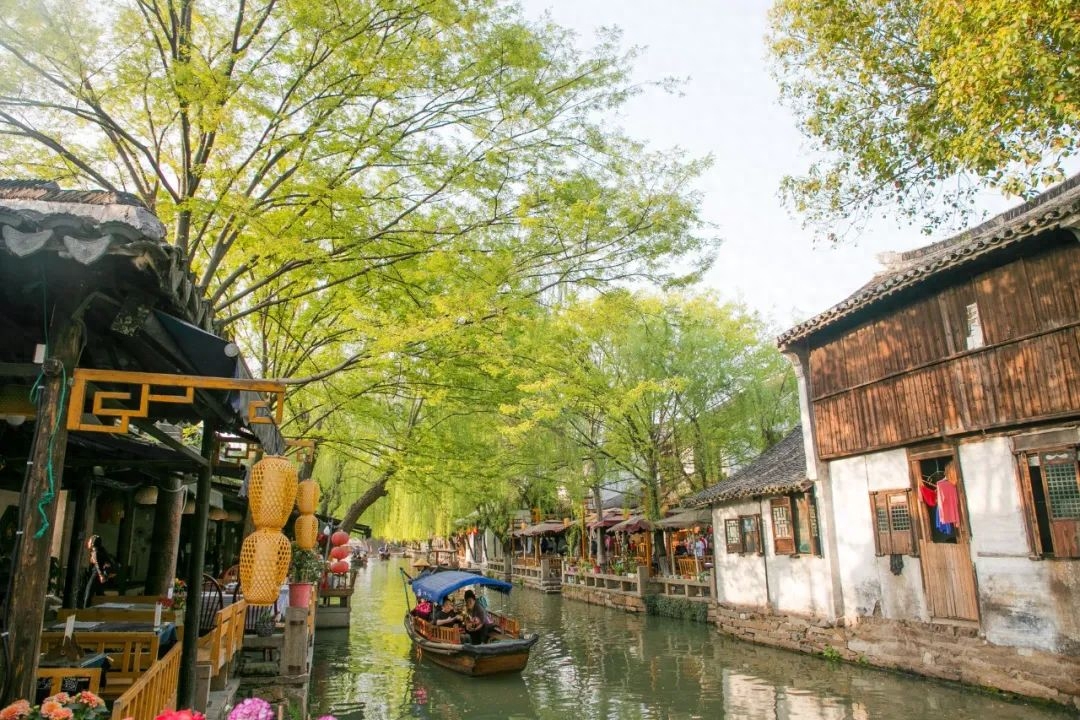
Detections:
[676, 557, 699, 578]
[199, 575, 224, 638]
[40, 631, 160, 699]
[36, 667, 102, 698]
[219, 565, 240, 587]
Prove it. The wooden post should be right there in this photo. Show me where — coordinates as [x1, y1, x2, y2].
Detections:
[115, 492, 136, 592]
[145, 473, 184, 596]
[178, 423, 216, 709]
[4, 316, 82, 704]
[62, 478, 92, 608]
[281, 606, 309, 676]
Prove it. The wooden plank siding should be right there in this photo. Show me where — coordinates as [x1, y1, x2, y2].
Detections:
[808, 241, 1080, 460]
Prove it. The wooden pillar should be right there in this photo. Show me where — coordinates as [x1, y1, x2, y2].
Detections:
[5, 316, 82, 704]
[178, 423, 216, 709]
[145, 474, 184, 596]
[62, 478, 92, 608]
[115, 492, 136, 592]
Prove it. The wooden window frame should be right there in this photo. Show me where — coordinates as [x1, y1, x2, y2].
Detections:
[738, 514, 763, 556]
[870, 489, 917, 557]
[724, 519, 743, 554]
[770, 497, 796, 555]
[795, 492, 822, 556]
[1016, 447, 1080, 559]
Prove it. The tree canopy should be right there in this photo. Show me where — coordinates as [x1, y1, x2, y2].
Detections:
[769, 0, 1080, 239]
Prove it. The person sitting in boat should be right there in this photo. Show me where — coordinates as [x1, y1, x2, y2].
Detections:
[462, 589, 493, 644]
[411, 598, 433, 621]
[434, 596, 462, 628]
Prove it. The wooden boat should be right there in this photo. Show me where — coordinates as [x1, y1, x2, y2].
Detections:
[378, 545, 391, 560]
[403, 570, 538, 676]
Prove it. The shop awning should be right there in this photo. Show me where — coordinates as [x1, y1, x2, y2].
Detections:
[653, 508, 713, 530]
[610, 515, 652, 533]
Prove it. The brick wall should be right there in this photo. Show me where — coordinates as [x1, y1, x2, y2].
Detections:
[713, 603, 1080, 710]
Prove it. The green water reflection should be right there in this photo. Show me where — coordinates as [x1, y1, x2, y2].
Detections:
[308, 559, 1072, 720]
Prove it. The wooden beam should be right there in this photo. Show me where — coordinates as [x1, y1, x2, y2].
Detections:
[5, 309, 83, 705]
[131, 418, 209, 468]
[178, 423, 216, 709]
[67, 368, 286, 435]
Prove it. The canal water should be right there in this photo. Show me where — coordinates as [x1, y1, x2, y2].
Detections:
[308, 559, 1072, 720]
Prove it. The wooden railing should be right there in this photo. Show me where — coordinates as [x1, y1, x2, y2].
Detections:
[109, 643, 181, 720]
[197, 600, 245, 679]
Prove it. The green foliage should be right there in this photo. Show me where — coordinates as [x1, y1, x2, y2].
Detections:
[769, 0, 1080, 239]
[288, 544, 324, 583]
[642, 594, 709, 623]
[821, 646, 842, 662]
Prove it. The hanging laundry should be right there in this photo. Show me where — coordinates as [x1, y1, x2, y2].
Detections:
[937, 479, 961, 526]
[919, 484, 937, 507]
[934, 505, 954, 536]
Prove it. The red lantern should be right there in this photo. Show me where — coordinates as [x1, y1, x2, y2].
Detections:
[329, 545, 350, 560]
[330, 560, 349, 574]
[331, 530, 350, 547]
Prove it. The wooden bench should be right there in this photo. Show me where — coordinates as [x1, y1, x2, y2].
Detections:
[412, 616, 464, 645]
[109, 643, 181, 720]
[490, 612, 520, 637]
[40, 632, 160, 699]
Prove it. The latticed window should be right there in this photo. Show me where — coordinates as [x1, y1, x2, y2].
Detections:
[739, 514, 763, 555]
[1018, 449, 1080, 559]
[771, 497, 795, 555]
[724, 519, 742, 554]
[870, 490, 916, 556]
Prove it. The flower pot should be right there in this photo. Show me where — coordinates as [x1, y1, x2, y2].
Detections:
[289, 581, 314, 608]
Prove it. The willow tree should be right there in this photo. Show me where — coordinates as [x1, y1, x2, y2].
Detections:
[770, 0, 1080, 238]
[506, 291, 798, 521]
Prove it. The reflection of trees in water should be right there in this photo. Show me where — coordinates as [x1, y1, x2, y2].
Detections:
[309, 560, 1070, 720]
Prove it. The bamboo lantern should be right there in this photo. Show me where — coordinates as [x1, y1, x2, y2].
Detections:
[295, 513, 318, 550]
[296, 480, 319, 515]
[239, 528, 292, 605]
[248, 456, 299, 529]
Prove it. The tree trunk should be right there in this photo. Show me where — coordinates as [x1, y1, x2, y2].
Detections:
[591, 484, 605, 567]
[338, 469, 393, 534]
[5, 313, 82, 704]
[145, 474, 184, 596]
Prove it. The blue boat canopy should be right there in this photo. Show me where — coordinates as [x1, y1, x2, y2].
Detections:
[409, 570, 513, 603]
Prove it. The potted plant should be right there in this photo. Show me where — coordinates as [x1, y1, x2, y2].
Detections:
[288, 543, 324, 608]
[254, 609, 276, 637]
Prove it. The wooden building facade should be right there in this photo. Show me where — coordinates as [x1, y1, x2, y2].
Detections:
[771, 175, 1080, 705]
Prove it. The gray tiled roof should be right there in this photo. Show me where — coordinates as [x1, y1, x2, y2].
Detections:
[778, 173, 1080, 347]
[685, 427, 809, 506]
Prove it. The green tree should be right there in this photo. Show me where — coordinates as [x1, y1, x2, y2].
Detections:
[769, 0, 1080, 239]
[0, 0, 713, 390]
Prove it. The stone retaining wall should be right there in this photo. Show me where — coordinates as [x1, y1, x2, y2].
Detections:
[713, 603, 1080, 709]
[561, 583, 645, 613]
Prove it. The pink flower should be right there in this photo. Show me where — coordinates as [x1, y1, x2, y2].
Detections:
[0, 700, 31, 720]
[75, 693, 104, 709]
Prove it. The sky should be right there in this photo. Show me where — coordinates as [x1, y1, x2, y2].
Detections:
[517, 0, 1019, 331]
